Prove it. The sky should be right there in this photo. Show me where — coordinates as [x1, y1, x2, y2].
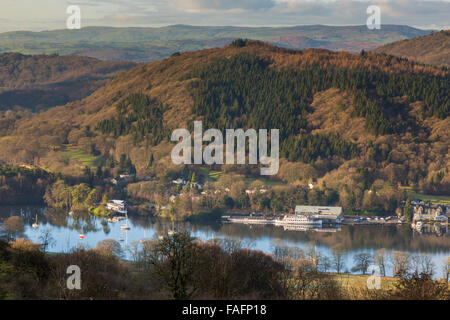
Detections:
[0, 0, 449, 32]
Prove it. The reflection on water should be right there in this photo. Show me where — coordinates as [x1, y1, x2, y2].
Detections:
[1, 206, 449, 277]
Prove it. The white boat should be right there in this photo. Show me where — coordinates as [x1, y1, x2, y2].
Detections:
[140, 230, 148, 243]
[120, 212, 131, 230]
[120, 224, 131, 230]
[226, 216, 274, 224]
[107, 200, 128, 214]
[32, 214, 39, 229]
[274, 214, 322, 227]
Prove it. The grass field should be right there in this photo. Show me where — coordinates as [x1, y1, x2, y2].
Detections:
[61, 145, 104, 168]
[403, 189, 450, 205]
[200, 167, 284, 187]
[330, 273, 396, 291]
[244, 176, 284, 187]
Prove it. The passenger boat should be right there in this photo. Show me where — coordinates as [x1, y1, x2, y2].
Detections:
[274, 215, 322, 227]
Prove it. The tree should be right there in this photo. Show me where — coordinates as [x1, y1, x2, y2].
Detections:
[403, 198, 413, 222]
[95, 166, 103, 179]
[391, 251, 411, 278]
[38, 228, 55, 252]
[147, 153, 154, 168]
[319, 255, 332, 273]
[96, 239, 123, 258]
[391, 271, 448, 300]
[442, 257, 449, 282]
[373, 249, 388, 276]
[3, 216, 24, 240]
[331, 246, 346, 274]
[147, 231, 199, 299]
[411, 254, 435, 277]
[351, 253, 372, 275]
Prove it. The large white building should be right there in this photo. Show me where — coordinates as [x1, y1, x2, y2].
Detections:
[295, 205, 343, 221]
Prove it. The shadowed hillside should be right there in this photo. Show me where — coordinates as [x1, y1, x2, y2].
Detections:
[0, 53, 136, 111]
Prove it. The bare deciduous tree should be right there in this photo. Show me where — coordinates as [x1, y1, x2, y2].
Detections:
[351, 252, 372, 275]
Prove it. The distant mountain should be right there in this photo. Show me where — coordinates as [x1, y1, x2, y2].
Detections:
[0, 25, 431, 62]
[372, 30, 450, 67]
[0, 52, 136, 111]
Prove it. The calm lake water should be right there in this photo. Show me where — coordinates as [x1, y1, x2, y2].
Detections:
[1, 206, 449, 278]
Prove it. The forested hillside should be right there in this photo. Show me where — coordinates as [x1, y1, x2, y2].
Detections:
[0, 41, 448, 212]
[0, 52, 136, 111]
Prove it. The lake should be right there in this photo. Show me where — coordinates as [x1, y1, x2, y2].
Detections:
[1, 206, 449, 278]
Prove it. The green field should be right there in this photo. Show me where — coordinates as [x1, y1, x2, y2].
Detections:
[244, 177, 284, 187]
[61, 145, 104, 168]
[404, 189, 450, 205]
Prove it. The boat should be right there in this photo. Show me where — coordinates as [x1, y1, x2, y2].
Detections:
[32, 214, 39, 229]
[79, 226, 85, 239]
[226, 216, 274, 225]
[107, 200, 128, 214]
[120, 212, 131, 230]
[140, 230, 148, 243]
[274, 214, 322, 227]
[78, 226, 84, 240]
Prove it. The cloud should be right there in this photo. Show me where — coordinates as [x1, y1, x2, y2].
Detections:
[171, 0, 276, 12]
[0, 0, 449, 31]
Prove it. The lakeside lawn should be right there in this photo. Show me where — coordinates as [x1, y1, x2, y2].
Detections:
[61, 144, 104, 168]
[403, 189, 450, 205]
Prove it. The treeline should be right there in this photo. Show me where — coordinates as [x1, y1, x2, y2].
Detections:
[183, 53, 448, 161]
[281, 134, 359, 163]
[0, 165, 60, 205]
[44, 180, 103, 210]
[96, 93, 166, 145]
[0, 233, 447, 300]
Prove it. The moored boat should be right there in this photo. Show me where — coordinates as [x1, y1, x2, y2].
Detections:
[274, 214, 322, 227]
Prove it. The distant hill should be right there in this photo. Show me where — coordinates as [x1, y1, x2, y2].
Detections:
[0, 25, 431, 62]
[0, 52, 136, 111]
[373, 30, 450, 67]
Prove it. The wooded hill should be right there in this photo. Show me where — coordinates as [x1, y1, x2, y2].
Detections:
[373, 30, 450, 67]
[0, 52, 136, 111]
[0, 40, 448, 195]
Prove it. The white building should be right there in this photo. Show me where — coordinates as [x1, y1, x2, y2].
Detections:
[295, 205, 343, 221]
[107, 200, 127, 213]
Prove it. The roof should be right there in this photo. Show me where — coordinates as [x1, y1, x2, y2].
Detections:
[110, 200, 125, 204]
[295, 205, 342, 215]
